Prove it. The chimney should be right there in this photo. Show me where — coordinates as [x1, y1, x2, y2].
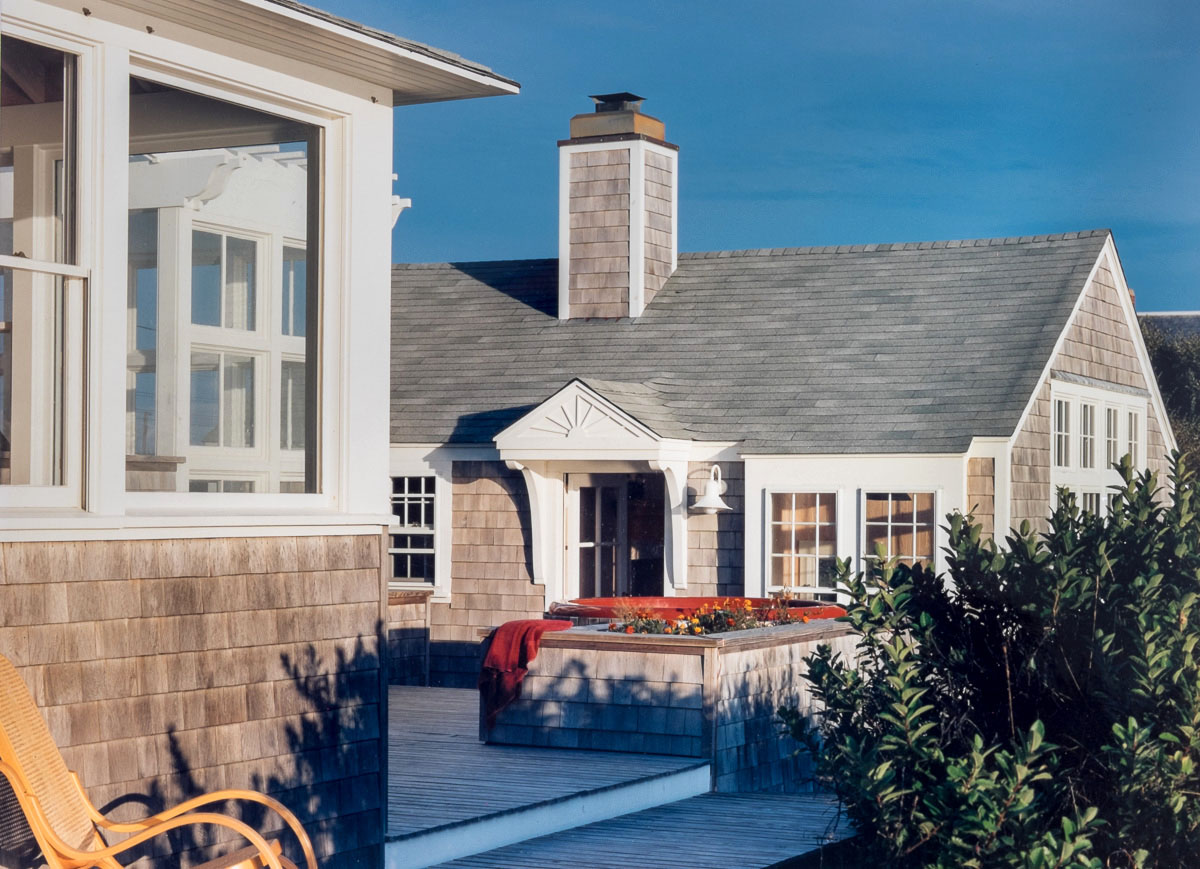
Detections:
[558, 93, 678, 319]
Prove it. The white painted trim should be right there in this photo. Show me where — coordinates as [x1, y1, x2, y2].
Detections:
[0, 254, 89, 278]
[556, 146, 570, 320]
[0, 517, 388, 541]
[1100, 237, 1178, 454]
[627, 140, 646, 317]
[384, 764, 711, 869]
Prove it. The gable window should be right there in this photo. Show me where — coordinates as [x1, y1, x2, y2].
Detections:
[1106, 407, 1119, 469]
[126, 77, 319, 494]
[1053, 399, 1071, 467]
[1079, 403, 1095, 469]
[390, 476, 435, 585]
[769, 492, 838, 598]
[864, 492, 935, 566]
[1050, 381, 1147, 518]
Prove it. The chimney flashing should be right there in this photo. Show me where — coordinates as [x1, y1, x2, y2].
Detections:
[556, 132, 679, 150]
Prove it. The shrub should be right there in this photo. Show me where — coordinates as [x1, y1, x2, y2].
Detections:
[783, 456, 1200, 867]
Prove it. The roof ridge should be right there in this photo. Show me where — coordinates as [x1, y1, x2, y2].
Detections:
[678, 229, 1112, 260]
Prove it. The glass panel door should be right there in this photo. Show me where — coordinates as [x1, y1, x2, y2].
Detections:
[567, 474, 628, 599]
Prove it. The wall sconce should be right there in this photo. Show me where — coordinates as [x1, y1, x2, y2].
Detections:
[691, 464, 731, 514]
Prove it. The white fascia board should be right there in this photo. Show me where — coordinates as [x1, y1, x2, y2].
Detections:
[1102, 237, 1178, 453]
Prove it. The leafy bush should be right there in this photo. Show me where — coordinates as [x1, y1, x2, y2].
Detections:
[1142, 320, 1200, 462]
[783, 457, 1200, 867]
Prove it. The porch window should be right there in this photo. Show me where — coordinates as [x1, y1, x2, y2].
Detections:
[390, 476, 435, 584]
[0, 36, 84, 500]
[126, 77, 319, 493]
[864, 492, 935, 566]
[769, 492, 838, 597]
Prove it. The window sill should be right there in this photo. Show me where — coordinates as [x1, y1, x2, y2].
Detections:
[0, 510, 392, 541]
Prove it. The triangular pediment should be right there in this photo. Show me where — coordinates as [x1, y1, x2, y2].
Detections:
[495, 380, 664, 454]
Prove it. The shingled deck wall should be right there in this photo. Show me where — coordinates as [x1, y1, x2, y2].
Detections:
[0, 534, 387, 869]
[1011, 264, 1170, 532]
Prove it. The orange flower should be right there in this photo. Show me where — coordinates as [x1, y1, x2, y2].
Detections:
[802, 614, 810, 623]
[692, 626, 703, 634]
[625, 625, 635, 634]
[726, 618, 735, 626]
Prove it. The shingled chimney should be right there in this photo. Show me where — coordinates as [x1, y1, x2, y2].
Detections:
[558, 93, 678, 319]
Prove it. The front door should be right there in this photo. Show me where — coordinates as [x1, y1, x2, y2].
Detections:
[566, 474, 628, 598]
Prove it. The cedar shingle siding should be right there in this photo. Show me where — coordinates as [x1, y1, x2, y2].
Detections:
[429, 461, 542, 687]
[0, 535, 385, 869]
[1011, 265, 1169, 532]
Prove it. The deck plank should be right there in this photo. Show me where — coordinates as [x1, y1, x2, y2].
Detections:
[431, 792, 851, 868]
[388, 686, 707, 839]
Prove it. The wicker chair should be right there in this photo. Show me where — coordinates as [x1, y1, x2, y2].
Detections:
[0, 654, 317, 869]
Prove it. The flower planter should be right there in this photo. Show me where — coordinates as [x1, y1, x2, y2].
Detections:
[482, 619, 856, 792]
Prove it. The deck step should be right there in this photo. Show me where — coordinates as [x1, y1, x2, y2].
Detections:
[429, 792, 850, 868]
[385, 761, 711, 869]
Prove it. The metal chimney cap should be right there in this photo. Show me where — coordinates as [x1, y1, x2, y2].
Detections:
[589, 92, 645, 113]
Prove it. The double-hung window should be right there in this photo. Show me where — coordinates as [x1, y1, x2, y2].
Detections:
[1053, 399, 1071, 468]
[1079, 403, 1095, 469]
[0, 35, 86, 508]
[390, 476, 436, 586]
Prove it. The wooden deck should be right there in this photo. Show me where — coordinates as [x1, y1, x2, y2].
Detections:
[387, 686, 708, 838]
[432, 792, 850, 868]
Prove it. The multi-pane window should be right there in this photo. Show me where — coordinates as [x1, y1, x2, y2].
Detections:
[126, 77, 318, 494]
[865, 492, 935, 566]
[1128, 412, 1140, 467]
[390, 476, 435, 583]
[1054, 399, 1071, 467]
[1080, 491, 1101, 515]
[1106, 407, 1119, 469]
[769, 493, 838, 595]
[1079, 403, 1095, 469]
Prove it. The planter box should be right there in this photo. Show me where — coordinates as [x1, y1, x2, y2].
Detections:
[483, 620, 856, 793]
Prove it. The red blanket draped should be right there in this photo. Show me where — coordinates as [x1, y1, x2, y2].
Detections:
[479, 619, 572, 730]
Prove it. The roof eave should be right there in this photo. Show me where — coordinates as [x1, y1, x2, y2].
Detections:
[105, 0, 519, 103]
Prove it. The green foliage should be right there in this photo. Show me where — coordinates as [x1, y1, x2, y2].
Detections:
[783, 456, 1200, 867]
[1142, 320, 1200, 461]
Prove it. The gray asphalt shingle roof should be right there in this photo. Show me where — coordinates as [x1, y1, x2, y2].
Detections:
[391, 230, 1110, 454]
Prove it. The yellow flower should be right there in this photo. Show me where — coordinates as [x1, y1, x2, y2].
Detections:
[692, 626, 703, 634]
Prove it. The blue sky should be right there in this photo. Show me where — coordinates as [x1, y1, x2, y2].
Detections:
[327, 1, 1198, 311]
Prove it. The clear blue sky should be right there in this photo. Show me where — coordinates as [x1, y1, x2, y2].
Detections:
[326, 1, 1199, 311]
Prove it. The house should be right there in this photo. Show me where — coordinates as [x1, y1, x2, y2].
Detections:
[386, 95, 1176, 687]
[0, 1, 514, 866]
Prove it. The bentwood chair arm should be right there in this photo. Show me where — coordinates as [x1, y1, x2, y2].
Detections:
[68, 774, 316, 869]
[3, 764, 283, 869]
[56, 811, 284, 869]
